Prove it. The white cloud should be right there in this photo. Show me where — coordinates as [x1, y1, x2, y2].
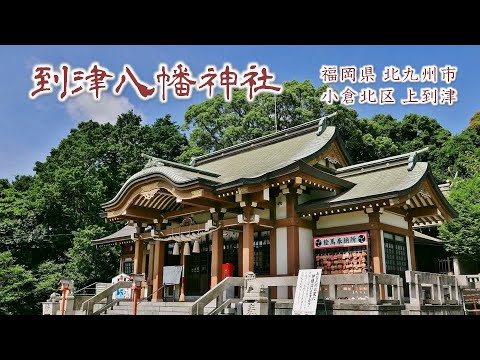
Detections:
[65, 93, 140, 124]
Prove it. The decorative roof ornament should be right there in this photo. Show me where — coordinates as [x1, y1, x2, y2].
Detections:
[407, 152, 417, 171]
[141, 153, 165, 169]
[316, 111, 337, 136]
[407, 147, 428, 171]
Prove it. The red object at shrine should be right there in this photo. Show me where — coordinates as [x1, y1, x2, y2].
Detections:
[222, 263, 234, 279]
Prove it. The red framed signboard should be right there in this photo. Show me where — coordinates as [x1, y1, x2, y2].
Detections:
[313, 231, 369, 250]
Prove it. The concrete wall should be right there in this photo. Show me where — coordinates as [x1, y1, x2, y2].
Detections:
[316, 211, 368, 229]
[299, 227, 314, 269]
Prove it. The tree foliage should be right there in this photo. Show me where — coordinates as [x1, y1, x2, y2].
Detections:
[66, 225, 120, 289]
[0, 111, 187, 313]
[439, 176, 480, 262]
[0, 251, 35, 315]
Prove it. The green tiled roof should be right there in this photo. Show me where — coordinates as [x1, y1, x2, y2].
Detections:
[196, 124, 338, 183]
[92, 225, 134, 245]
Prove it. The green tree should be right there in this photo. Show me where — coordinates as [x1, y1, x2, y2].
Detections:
[33, 260, 65, 306]
[66, 225, 120, 289]
[0, 251, 35, 315]
[30, 111, 187, 261]
[0, 178, 10, 194]
[431, 124, 480, 181]
[439, 176, 480, 262]
[183, 80, 329, 155]
[468, 111, 480, 128]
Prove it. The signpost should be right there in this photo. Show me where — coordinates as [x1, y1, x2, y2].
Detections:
[163, 265, 183, 301]
[292, 269, 323, 315]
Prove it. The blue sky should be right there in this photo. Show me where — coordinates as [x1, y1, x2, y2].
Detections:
[1, 45, 479, 181]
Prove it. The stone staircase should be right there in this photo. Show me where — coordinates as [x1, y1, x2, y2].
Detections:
[100, 301, 219, 315]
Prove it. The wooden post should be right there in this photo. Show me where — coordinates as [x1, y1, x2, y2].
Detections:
[242, 206, 255, 276]
[211, 211, 225, 288]
[368, 210, 384, 299]
[60, 287, 67, 315]
[405, 212, 417, 271]
[152, 241, 165, 302]
[132, 285, 140, 315]
[179, 252, 185, 302]
[286, 191, 299, 299]
[269, 227, 277, 299]
[368, 210, 383, 273]
[133, 240, 144, 274]
[211, 228, 224, 287]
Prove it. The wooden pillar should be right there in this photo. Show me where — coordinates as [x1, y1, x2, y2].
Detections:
[368, 210, 383, 273]
[269, 227, 277, 299]
[242, 206, 255, 276]
[152, 241, 165, 302]
[211, 211, 224, 287]
[211, 228, 224, 287]
[238, 231, 243, 276]
[405, 213, 417, 271]
[133, 240, 144, 274]
[269, 198, 277, 299]
[119, 255, 124, 273]
[146, 243, 155, 298]
[286, 191, 299, 298]
[368, 210, 385, 299]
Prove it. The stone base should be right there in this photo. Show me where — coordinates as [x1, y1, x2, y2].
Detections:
[332, 303, 404, 315]
[243, 301, 269, 315]
[273, 300, 334, 315]
[402, 304, 464, 315]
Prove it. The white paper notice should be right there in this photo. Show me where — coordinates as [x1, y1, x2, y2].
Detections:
[292, 269, 322, 315]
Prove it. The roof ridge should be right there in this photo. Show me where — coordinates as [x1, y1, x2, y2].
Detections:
[336, 147, 429, 175]
[192, 119, 325, 166]
[141, 154, 220, 178]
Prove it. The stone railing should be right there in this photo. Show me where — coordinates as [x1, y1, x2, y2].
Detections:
[321, 273, 404, 305]
[456, 274, 480, 289]
[405, 271, 460, 306]
[190, 277, 244, 315]
[81, 281, 132, 315]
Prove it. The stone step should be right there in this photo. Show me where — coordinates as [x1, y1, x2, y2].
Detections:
[103, 302, 216, 315]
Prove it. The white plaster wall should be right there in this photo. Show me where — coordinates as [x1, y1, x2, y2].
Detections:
[299, 227, 314, 269]
[316, 211, 368, 229]
[276, 227, 288, 299]
[275, 194, 287, 219]
[381, 211, 408, 229]
[254, 207, 270, 219]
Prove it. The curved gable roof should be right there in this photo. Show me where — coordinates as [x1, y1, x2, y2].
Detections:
[196, 124, 339, 183]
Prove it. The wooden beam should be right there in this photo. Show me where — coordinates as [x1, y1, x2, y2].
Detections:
[159, 223, 207, 237]
[275, 217, 313, 228]
[410, 206, 441, 218]
[161, 206, 207, 219]
[315, 223, 370, 236]
[250, 188, 270, 204]
[121, 206, 163, 220]
[179, 197, 236, 210]
[258, 218, 275, 228]
[314, 222, 410, 237]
